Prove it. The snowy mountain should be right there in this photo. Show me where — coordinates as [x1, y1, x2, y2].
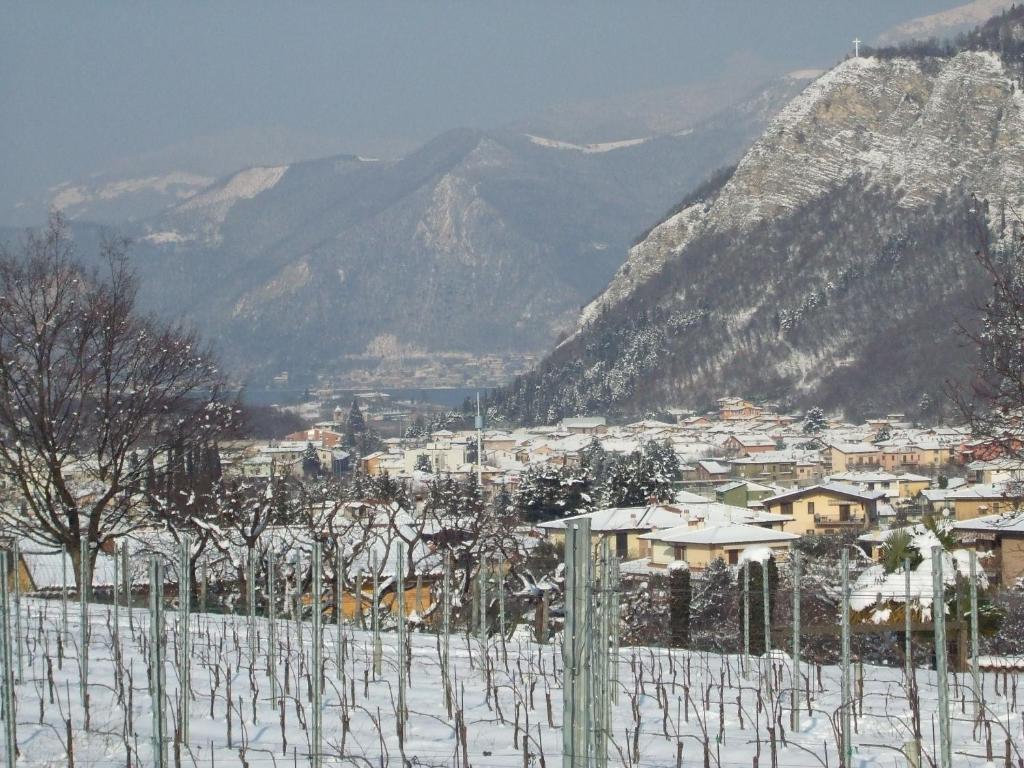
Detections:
[87, 74, 810, 382]
[6, 125, 376, 227]
[493, 8, 1024, 423]
[876, 0, 1014, 45]
[29, 172, 216, 224]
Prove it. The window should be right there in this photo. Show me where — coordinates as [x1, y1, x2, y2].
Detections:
[839, 504, 851, 522]
[782, 502, 793, 516]
[615, 532, 628, 558]
[807, 501, 815, 515]
[728, 550, 739, 565]
[674, 545, 687, 561]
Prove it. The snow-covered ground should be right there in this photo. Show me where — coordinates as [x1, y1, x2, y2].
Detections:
[1, 597, 1020, 766]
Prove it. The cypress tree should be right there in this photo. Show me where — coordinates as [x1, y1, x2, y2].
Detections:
[740, 557, 779, 656]
[669, 564, 691, 648]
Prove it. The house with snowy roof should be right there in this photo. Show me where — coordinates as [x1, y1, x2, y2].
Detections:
[723, 434, 778, 455]
[955, 513, 1024, 585]
[715, 480, 780, 509]
[402, 439, 468, 474]
[762, 483, 886, 535]
[536, 505, 685, 559]
[827, 471, 931, 500]
[965, 458, 1024, 485]
[826, 443, 883, 473]
[919, 479, 967, 512]
[728, 451, 802, 485]
[558, 417, 608, 435]
[639, 523, 799, 569]
[876, 440, 957, 471]
[717, 398, 764, 421]
[946, 483, 1023, 521]
[691, 460, 732, 483]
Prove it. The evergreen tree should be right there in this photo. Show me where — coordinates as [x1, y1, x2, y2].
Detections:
[620, 574, 670, 646]
[597, 440, 679, 507]
[492, 484, 514, 518]
[692, 558, 737, 652]
[739, 557, 779, 656]
[513, 463, 594, 522]
[457, 474, 486, 519]
[346, 399, 367, 445]
[803, 407, 827, 435]
[669, 565, 691, 648]
[302, 441, 321, 478]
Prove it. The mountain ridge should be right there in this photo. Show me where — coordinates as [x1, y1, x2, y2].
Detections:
[75, 74, 812, 383]
[493, 8, 1024, 423]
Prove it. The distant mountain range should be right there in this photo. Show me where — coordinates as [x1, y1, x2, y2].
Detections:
[9, 72, 812, 384]
[492, 6, 1024, 423]
[875, 0, 1013, 44]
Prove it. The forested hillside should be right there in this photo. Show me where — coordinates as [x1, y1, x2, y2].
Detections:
[492, 8, 1024, 422]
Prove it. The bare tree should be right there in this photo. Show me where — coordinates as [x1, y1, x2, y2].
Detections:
[0, 213, 231, 587]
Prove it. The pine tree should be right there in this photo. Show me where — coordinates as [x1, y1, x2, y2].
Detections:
[597, 440, 679, 507]
[346, 399, 367, 446]
[513, 463, 593, 522]
[803, 407, 827, 435]
[492, 484, 514, 518]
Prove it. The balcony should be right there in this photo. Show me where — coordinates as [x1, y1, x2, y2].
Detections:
[814, 514, 865, 528]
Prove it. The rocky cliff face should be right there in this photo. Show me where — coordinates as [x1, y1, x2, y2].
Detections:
[496, 21, 1024, 422]
[581, 51, 1024, 329]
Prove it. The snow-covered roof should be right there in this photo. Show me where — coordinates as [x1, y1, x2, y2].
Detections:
[639, 523, 799, 546]
[829, 471, 927, 484]
[545, 434, 596, 453]
[717, 479, 781, 494]
[857, 524, 927, 545]
[560, 417, 607, 428]
[763, 482, 886, 505]
[966, 458, 1024, 471]
[624, 419, 674, 430]
[851, 535, 982, 622]
[728, 435, 777, 447]
[954, 512, 1024, 534]
[829, 442, 880, 454]
[670, 500, 793, 527]
[674, 489, 714, 504]
[617, 557, 664, 576]
[697, 460, 731, 474]
[537, 505, 684, 532]
[946, 483, 1019, 500]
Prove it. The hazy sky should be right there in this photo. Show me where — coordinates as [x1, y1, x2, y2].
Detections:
[1, 1, 962, 218]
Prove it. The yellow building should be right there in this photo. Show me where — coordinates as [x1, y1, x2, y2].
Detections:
[537, 505, 686, 559]
[828, 471, 931, 501]
[763, 483, 886, 535]
[955, 514, 1024, 586]
[946, 484, 1022, 521]
[827, 443, 883, 473]
[639, 523, 799, 569]
[717, 397, 764, 421]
